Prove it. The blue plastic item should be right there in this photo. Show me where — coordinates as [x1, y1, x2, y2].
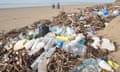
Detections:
[102, 8, 109, 15]
[55, 40, 63, 48]
[78, 39, 86, 45]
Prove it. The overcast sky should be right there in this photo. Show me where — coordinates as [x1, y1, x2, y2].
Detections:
[0, 0, 115, 3]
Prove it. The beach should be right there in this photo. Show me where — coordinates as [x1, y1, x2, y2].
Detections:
[0, 4, 93, 32]
[0, 3, 120, 72]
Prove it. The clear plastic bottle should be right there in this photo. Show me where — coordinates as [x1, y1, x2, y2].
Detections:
[63, 42, 86, 56]
[30, 38, 40, 51]
[46, 47, 56, 58]
[31, 52, 46, 70]
[24, 39, 35, 50]
[29, 42, 45, 55]
[44, 38, 56, 51]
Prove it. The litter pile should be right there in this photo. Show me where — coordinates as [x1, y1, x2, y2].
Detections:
[0, 4, 120, 72]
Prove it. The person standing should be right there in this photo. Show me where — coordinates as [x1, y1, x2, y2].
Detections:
[57, 2, 60, 9]
[52, 3, 55, 9]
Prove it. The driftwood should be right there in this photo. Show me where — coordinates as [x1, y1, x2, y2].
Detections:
[47, 48, 84, 72]
[0, 4, 118, 72]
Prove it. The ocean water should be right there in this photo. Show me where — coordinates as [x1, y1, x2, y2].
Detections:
[0, 0, 115, 8]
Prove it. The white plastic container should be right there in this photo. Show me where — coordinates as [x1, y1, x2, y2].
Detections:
[98, 58, 113, 72]
[113, 10, 119, 16]
[14, 39, 27, 51]
[100, 38, 115, 51]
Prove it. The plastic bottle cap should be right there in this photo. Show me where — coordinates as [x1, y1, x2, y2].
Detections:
[55, 40, 63, 48]
[100, 58, 105, 60]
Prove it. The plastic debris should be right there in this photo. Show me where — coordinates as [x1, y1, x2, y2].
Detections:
[108, 60, 119, 69]
[100, 38, 115, 51]
[14, 39, 27, 51]
[98, 58, 113, 72]
[0, 4, 119, 72]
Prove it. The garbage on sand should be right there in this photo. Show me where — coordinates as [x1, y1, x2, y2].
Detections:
[0, 4, 120, 72]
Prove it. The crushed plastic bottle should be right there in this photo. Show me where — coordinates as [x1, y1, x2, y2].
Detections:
[91, 36, 101, 49]
[50, 25, 63, 34]
[31, 47, 55, 71]
[63, 42, 86, 56]
[100, 38, 115, 51]
[71, 58, 101, 72]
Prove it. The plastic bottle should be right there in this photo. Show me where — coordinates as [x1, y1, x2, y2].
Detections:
[24, 39, 35, 50]
[107, 60, 119, 69]
[46, 47, 56, 58]
[63, 42, 86, 56]
[56, 36, 73, 41]
[50, 25, 63, 35]
[29, 42, 45, 55]
[33, 34, 39, 39]
[38, 58, 48, 72]
[71, 58, 101, 72]
[30, 38, 40, 51]
[98, 58, 113, 72]
[14, 39, 27, 51]
[102, 8, 109, 16]
[113, 10, 119, 16]
[18, 32, 25, 39]
[44, 38, 55, 51]
[31, 52, 46, 70]
[73, 44, 86, 56]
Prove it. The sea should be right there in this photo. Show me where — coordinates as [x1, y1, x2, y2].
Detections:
[0, 0, 115, 8]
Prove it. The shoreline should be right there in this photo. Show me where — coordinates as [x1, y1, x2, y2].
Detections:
[0, 4, 94, 32]
[0, 4, 96, 9]
[0, 2, 112, 9]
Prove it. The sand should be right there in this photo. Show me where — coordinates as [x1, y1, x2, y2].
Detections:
[0, 4, 93, 33]
[97, 16, 120, 71]
[0, 4, 120, 71]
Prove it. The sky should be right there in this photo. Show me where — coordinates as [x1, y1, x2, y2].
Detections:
[0, 0, 115, 4]
[0, 0, 115, 8]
